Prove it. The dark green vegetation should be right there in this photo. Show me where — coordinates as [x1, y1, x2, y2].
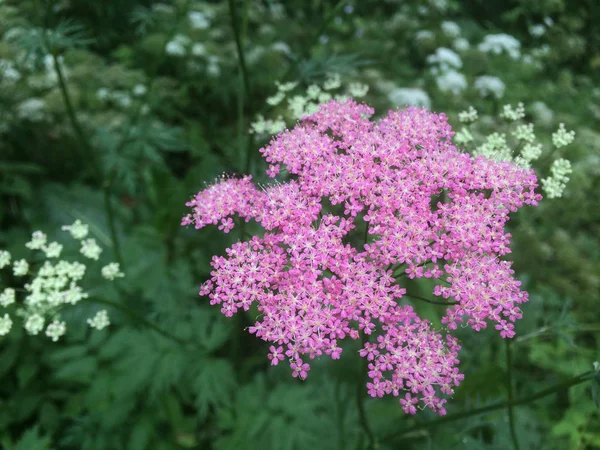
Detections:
[0, 0, 598, 449]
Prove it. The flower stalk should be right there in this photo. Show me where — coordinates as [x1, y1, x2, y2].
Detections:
[382, 371, 595, 443]
[47, 40, 124, 269]
[505, 338, 520, 450]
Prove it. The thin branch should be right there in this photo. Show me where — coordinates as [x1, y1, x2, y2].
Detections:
[381, 371, 595, 443]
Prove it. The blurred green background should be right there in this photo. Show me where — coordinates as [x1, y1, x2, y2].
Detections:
[0, 0, 599, 449]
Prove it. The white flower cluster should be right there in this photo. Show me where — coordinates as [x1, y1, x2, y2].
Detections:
[348, 82, 369, 98]
[251, 75, 369, 137]
[427, 47, 467, 95]
[500, 103, 525, 121]
[478, 34, 521, 60]
[16, 98, 47, 122]
[164, 33, 220, 76]
[80, 238, 102, 260]
[542, 159, 572, 198]
[87, 310, 110, 330]
[271, 41, 291, 56]
[427, 47, 462, 74]
[0, 59, 21, 85]
[436, 70, 467, 95]
[388, 88, 431, 109]
[188, 11, 211, 30]
[454, 127, 473, 145]
[13, 259, 29, 276]
[101, 263, 124, 280]
[166, 34, 191, 56]
[441, 21, 461, 38]
[0, 221, 124, 340]
[62, 219, 89, 239]
[474, 75, 505, 99]
[46, 320, 66, 341]
[0, 250, 10, 269]
[529, 24, 546, 38]
[250, 114, 286, 136]
[0, 288, 15, 307]
[0, 314, 12, 336]
[474, 132, 512, 161]
[25, 231, 63, 258]
[519, 143, 543, 163]
[529, 18, 552, 38]
[96, 85, 149, 109]
[453, 38, 470, 52]
[552, 123, 576, 148]
[513, 123, 535, 143]
[455, 103, 575, 197]
[458, 106, 478, 123]
[415, 30, 434, 43]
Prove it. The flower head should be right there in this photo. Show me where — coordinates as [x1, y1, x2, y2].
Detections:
[0, 314, 12, 336]
[183, 100, 540, 414]
[0, 251, 10, 269]
[45, 320, 66, 342]
[62, 220, 89, 239]
[0, 288, 15, 307]
[80, 238, 102, 260]
[101, 263, 124, 280]
[87, 310, 110, 330]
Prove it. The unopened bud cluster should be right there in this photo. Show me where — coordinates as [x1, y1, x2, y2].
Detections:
[250, 74, 369, 137]
[0, 220, 124, 341]
[456, 103, 575, 198]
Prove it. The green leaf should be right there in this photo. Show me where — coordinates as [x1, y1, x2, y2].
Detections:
[194, 358, 237, 418]
[52, 356, 98, 383]
[128, 414, 154, 450]
[11, 426, 52, 450]
[16, 361, 38, 388]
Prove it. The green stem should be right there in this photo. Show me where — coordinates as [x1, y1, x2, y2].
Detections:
[280, 0, 346, 82]
[356, 227, 375, 449]
[227, 0, 250, 100]
[515, 324, 600, 344]
[505, 339, 520, 450]
[381, 371, 594, 443]
[84, 297, 188, 347]
[404, 293, 458, 306]
[227, 0, 252, 174]
[51, 53, 89, 162]
[49, 48, 124, 269]
[102, 187, 124, 268]
[334, 380, 346, 450]
[357, 333, 375, 450]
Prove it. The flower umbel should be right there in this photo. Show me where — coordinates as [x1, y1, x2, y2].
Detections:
[183, 100, 540, 415]
[87, 310, 110, 330]
[0, 222, 124, 342]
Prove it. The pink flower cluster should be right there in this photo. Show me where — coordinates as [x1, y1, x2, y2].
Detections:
[183, 100, 540, 415]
